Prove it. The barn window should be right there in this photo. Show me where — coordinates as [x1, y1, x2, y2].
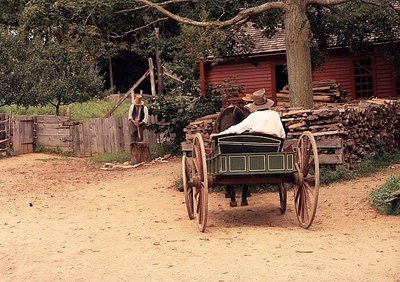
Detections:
[354, 59, 374, 98]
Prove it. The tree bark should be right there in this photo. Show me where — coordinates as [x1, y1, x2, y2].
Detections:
[284, 0, 314, 109]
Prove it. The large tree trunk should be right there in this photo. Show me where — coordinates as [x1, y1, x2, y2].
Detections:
[284, 0, 314, 109]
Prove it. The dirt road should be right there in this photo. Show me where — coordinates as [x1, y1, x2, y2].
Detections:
[1, 153, 399, 281]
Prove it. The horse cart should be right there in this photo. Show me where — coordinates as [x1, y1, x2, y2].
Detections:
[182, 131, 320, 232]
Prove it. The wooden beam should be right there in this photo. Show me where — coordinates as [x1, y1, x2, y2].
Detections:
[148, 58, 156, 96]
[162, 66, 184, 83]
[104, 69, 150, 118]
[199, 60, 206, 97]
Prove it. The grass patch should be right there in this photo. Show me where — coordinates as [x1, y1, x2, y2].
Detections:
[34, 146, 74, 157]
[90, 151, 131, 164]
[320, 151, 400, 185]
[370, 176, 400, 215]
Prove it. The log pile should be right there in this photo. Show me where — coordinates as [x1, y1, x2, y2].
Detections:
[278, 107, 346, 139]
[341, 99, 400, 163]
[182, 98, 400, 165]
[276, 80, 348, 107]
[182, 113, 218, 149]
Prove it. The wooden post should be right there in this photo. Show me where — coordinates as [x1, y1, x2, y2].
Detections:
[131, 89, 135, 104]
[109, 57, 114, 92]
[155, 27, 164, 95]
[148, 58, 156, 96]
[104, 69, 150, 118]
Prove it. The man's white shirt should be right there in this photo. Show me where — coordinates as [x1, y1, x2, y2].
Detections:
[213, 110, 286, 139]
[128, 104, 149, 124]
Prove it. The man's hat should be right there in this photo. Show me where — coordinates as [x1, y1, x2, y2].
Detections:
[248, 88, 274, 111]
[133, 94, 144, 106]
[241, 93, 254, 102]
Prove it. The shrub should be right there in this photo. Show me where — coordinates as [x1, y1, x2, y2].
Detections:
[370, 176, 400, 215]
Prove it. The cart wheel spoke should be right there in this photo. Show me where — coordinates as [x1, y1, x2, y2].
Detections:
[294, 131, 320, 229]
[182, 154, 195, 220]
[191, 133, 209, 232]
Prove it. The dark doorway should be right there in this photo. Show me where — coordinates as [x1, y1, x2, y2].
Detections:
[275, 64, 288, 93]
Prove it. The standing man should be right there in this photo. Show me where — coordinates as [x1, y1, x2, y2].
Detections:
[128, 94, 149, 143]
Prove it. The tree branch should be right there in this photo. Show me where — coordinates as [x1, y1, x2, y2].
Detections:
[132, 0, 287, 28]
[84, 2, 99, 25]
[115, 0, 194, 14]
[308, 0, 352, 5]
[109, 17, 168, 38]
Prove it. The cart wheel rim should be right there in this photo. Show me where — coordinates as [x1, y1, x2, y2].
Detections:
[182, 154, 194, 220]
[294, 131, 320, 228]
[192, 133, 208, 232]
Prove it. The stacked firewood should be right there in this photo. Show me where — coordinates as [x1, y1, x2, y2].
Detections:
[341, 99, 400, 162]
[182, 113, 218, 148]
[278, 107, 346, 139]
[276, 80, 348, 106]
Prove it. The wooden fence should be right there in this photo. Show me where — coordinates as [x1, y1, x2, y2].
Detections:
[73, 116, 158, 157]
[12, 116, 34, 155]
[0, 113, 11, 155]
[6, 115, 160, 157]
[35, 115, 74, 153]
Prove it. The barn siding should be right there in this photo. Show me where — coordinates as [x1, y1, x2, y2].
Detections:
[204, 50, 398, 100]
[374, 55, 397, 98]
[206, 60, 275, 99]
[312, 55, 354, 98]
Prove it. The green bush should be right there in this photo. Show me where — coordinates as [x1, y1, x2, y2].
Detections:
[370, 176, 400, 215]
[150, 143, 180, 159]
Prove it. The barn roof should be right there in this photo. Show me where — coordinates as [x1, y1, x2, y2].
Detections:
[245, 23, 286, 54]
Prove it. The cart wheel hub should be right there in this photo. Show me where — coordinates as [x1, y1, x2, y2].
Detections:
[192, 176, 201, 188]
[295, 172, 304, 187]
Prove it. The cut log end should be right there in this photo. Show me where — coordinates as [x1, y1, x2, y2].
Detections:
[130, 142, 151, 165]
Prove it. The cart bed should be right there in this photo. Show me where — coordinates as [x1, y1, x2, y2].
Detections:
[207, 133, 295, 176]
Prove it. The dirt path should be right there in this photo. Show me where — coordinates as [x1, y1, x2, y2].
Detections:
[1, 153, 399, 281]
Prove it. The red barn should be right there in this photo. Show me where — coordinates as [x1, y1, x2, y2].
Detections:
[199, 28, 400, 102]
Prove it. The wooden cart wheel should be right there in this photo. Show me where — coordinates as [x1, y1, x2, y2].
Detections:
[192, 133, 209, 232]
[278, 182, 287, 214]
[182, 153, 194, 220]
[294, 131, 320, 229]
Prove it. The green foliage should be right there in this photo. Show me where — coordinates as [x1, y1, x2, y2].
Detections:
[150, 143, 180, 159]
[370, 177, 400, 215]
[90, 151, 131, 164]
[146, 91, 222, 144]
[310, 0, 400, 58]
[0, 27, 107, 113]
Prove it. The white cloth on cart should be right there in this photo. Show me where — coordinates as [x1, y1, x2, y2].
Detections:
[212, 110, 286, 139]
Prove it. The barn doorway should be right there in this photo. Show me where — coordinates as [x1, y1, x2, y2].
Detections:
[275, 64, 288, 93]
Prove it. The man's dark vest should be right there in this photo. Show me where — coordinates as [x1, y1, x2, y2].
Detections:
[131, 105, 145, 122]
